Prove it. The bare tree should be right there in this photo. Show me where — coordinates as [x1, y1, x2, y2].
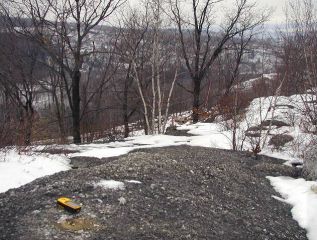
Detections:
[117, 2, 180, 135]
[1, 0, 126, 143]
[219, 30, 255, 151]
[170, 0, 268, 123]
[147, 0, 180, 134]
[114, 7, 151, 137]
[0, 31, 45, 145]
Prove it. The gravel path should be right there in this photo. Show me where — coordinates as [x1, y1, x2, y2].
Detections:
[0, 146, 307, 240]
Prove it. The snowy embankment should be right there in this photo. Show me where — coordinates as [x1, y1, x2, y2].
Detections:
[1, 90, 317, 239]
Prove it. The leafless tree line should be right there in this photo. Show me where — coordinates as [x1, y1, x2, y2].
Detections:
[0, 0, 268, 145]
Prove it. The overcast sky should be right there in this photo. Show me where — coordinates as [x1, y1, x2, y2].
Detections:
[247, 0, 287, 23]
[126, 0, 288, 24]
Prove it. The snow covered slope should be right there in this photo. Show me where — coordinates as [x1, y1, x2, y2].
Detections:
[1, 92, 317, 239]
[1, 93, 316, 193]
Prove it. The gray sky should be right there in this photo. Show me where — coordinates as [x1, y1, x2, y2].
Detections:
[247, 0, 287, 23]
[127, 0, 288, 24]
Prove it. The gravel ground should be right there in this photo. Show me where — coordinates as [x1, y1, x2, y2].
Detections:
[0, 146, 307, 240]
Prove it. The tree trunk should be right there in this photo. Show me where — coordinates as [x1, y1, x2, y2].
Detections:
[192, 78, 201, 123]
[59, 83, 66, 141]
[24, 104, 34, 145]
[143, 115, 149, 135]
[24, 115, 33, 145]
[232, 89, 238, 151]
[162, 66, 178, 133]
[133, 61, 150, 134]
[52, 88, 66, 142]
[123, 84, 129, 138]
[151, 46, 156, 134]
[72, 69, 81, 144]
[25, 123, 33, 145]
[123, 114, 129, 138]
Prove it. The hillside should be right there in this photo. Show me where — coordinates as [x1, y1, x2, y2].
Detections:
[1, 91, 317, 239]
[0, 146, 307, 240]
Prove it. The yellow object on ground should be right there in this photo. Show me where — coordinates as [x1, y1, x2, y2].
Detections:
[57, 197, 81, 213]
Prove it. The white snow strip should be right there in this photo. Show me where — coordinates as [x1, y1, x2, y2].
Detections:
[71, 145, 134, 159]
[271, 195, 288, 203]
[95, 180, 125, 190]
[69, 131, 232, 160]
[267, 176, 317, 240]
[125, 180, 142, 184]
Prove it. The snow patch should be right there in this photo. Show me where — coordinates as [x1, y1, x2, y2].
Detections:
[95, 180, 125, 190]
[0, 149, 70, 193]
[125, 180, 142, 184]
[267, 176, 317, 240]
